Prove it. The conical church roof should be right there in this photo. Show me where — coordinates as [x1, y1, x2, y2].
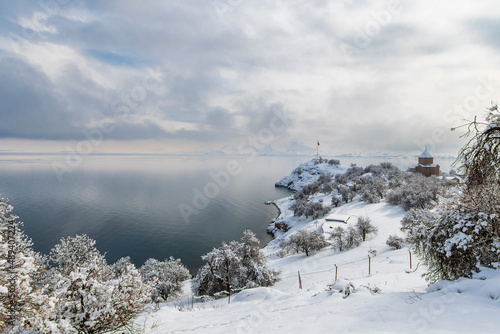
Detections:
[419, 148, 433, 158]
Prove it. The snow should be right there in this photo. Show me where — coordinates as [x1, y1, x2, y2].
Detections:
[324, 213, 351, 223]
[274, 159, 346, 191]
[135, 161, 500, 334]
[419, 148, 433, 158]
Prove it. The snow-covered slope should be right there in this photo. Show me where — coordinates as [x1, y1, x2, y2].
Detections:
[275, 159, 346, 191]
[137, 162, 500, 334]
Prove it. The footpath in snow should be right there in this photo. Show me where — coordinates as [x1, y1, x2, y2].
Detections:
[137, 160, 500, 334]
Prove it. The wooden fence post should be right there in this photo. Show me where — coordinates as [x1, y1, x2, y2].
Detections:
[334, 264, 338, 282]
[368, 255, 371, 275]
[409, 250, 412, 269]
[298, 271, 302, 289]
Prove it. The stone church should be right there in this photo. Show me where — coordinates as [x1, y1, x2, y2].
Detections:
[409, 148, 440, 177]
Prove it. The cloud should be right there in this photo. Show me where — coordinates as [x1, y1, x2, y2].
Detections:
[0, 0, 499, 154]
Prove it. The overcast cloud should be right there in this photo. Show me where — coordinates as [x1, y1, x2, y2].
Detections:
[0, 0, 499, 155]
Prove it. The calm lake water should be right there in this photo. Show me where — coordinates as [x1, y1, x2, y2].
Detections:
[0, 154, 455, 274]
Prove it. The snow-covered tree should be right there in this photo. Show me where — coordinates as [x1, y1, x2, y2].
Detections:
[193, 230, 279, 298]
[360, 176, 387, 204]
[282, 229, 328, 256]
[401, 103, 500, 283]
[0, 198, 55, 332]
[48, 235, 151, 333]
[140, 257, 190, 303]
[331, 193, 342, 207]
[330, 226, 346, 251]
[344, 226, 362, 249]
[304, 202, 331, 219]
[386, 174, 447, 211]
[355, 216, 378, 241]
[386, 235, 404, 249]
[338, 184, 354, 203]
[457, 102, 500, 187]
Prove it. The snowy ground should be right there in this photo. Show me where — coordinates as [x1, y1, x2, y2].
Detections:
[136, 199, 500, 333]
[136, 161, 500, 333]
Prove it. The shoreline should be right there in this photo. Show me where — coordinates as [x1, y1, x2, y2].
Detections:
[265, 200, 282, 222]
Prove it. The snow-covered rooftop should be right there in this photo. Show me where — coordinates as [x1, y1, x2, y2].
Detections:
[324, 214, 351, 223]
[419, 148, 433, 158]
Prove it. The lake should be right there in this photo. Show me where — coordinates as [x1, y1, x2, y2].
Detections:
[0, 154, 456, 274]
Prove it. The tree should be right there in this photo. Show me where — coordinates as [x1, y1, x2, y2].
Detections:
[48, 235, 151, 333]
[401, 103, 500, 282]
[338, 185, 354, 203]
[0, 198, 55, 332]
[281, 229, 328, 256]
[330, 226, 346, 251]
[140, 257, 191, 304]
[456, 102, 500, 187]
[344, 226, 362, 249]
[193, 231, 279, 298]
[331, 193, 342, 207]
[355, 216, 378, 241]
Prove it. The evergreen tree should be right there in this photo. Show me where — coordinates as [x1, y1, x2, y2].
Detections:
[48, 235, 151, 333]
[0, 198, 55, 332]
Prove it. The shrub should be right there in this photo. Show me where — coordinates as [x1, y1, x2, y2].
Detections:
[386, 235, 404, 249]
[402, 188, 500, 282]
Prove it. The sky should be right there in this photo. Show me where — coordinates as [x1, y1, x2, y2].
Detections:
[0, 0, 499, 156]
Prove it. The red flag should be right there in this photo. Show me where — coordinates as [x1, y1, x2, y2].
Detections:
[317, 141, 320, 146]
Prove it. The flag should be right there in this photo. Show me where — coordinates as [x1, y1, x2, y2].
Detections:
[317, 141, 320, 146]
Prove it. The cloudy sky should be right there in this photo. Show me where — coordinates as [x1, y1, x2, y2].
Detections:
[0, 0, 499, 156]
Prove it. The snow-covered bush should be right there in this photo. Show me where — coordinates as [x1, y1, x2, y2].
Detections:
[0, 198, 55, 332]
[386, 174, 447, 211]
[334, 173, 348, 185]
[327, 279, 356, 299]
[291, 198, 330, 219]
[355, 216, 378, 241]
[140, 257, 191, 303]
[402, 103, 500, 283]
[386, 235, 404, 249]
[359, 176, 387, 204]
[281, 229, 328, 256]
[403, 188, 500, 283]
[291, 198, 307, 217]
[193, 230, 279, 298]
[47, 235, 151, 333]
[305, 202, 331, 219]
[328, 159, 340, 166]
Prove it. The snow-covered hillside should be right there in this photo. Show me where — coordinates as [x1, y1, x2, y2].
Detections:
[275, 159, 346, 191]
[137, 161, 500, 334]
